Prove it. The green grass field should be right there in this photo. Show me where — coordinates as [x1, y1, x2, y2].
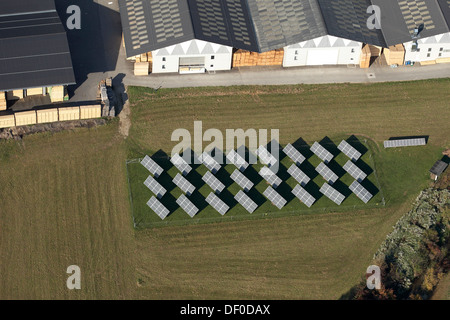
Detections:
[0, 79, 449, 299]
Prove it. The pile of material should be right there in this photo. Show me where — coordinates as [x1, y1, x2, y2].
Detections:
[232, 49, 284, 67]
[0, 92, 6, 111]
[359, 45, 371, 68]
[384, 44, 405, 65]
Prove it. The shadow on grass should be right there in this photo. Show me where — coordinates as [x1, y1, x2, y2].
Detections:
[292, 137, 313, 159]
[320, 136, 340, 157]
[328, 160, 347, 178]
[360, 179, 380, 198]
[304, 180, 322, 201]
[347, 135, 368, 156]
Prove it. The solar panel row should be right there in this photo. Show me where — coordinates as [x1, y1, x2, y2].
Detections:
[311, 142, 333, 163]
[173, 173, 196, 195]
[256, 145, 277, 167]
[231, 169, 254, 192]
[287, 164, 310, 186]
[202, 171, 225, 193]
[176, 194, 199, 217]
[315, 162, 338, 185]
[337, 140, 361, 162]
[205, 193, 229, 215]
[144, 175, 167, 199]
[259, 166, 282, 188]
[147, 196, 170, 220]
[199, 152, 221, 173]
[171, 153, 192, 175]
[320, 183, 345, 205]
[343, 160, 367, 182]
[234, 190, 258, 213]
[283, 143, 306, 165]
[384, 138, 426, 148]
[226, 150, 249, 171]
[263, 186, 287, 209]
[291, 185, 315, 208]
[141, 155, 164, 177]
[349, 181, 373, 204]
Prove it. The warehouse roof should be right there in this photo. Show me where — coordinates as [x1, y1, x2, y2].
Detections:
[119, 0, 450, 56]
[0, 1, 75, 91]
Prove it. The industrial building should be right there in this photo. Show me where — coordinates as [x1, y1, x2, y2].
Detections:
[0, 0, 75, 111]
[119, 0, 450, 75]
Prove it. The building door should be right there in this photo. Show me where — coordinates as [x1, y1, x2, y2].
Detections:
[306, 49, 339, 65]
[179, 57, 206, 74]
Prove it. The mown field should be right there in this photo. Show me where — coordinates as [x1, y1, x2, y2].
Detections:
[0, 79, 449, 299]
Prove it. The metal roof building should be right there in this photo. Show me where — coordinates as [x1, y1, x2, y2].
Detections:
[119, 0, 450, 57]
[0, 0, 75, 91]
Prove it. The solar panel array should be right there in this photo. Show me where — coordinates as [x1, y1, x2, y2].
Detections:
[291, 185, 315, 208]
[173, 173, 196, 195]
[143, 137, 377, 219]
[257, 145, 278, 167]
[315, 162, 339, 185]
[144, 175, 167, 198]
[205, 193, 229, 215]
[343, 160, 367, 182]
[147, 196, 170, 220]
[141, 155, 164, 177]
[320, 183, 345, 205]
[384, 138, 426, 148]
[226, 150, 249, 171]
[311, 142, 334, 163]
[202, 171, 225, 193]
[171, 153, 192, 175]
[287, 164, 310, 186]
[176, 194, 199, 217]
[199, 152, 221, 173]
[283, 144, 306, 165]
[349, 181, 373, 204]
[263, 186, 287, 209]
[231, 169, 254, 192]
[337, 140, 361, 162]
[234, 190, 258, 213]
[259, 167, 282, 188]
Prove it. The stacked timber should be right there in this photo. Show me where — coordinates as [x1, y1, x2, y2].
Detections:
[359, 45, 371, 68]
[134, 62, 150, 76]
[80, 105, 101, 119]
[384, 44, 405, 65]
[6, 90, 24, 100]
[58, 107, 80, 121]
[37, 109, 59, 124]
[420, 60, 437, 65]
[26, 87, 43, 96]
[15, 110, 37, 126]
[232, 49, 284, 67]
[368, 45, 382, 57]
[0, 92, 6, 111]
[0, 114, 15, 128]
[50, 86, 65, 102]
[436, 57, 450, 64]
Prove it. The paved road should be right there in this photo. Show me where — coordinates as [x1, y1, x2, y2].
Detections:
[122, 63, 450, 89]
[59, 0, 450, 102]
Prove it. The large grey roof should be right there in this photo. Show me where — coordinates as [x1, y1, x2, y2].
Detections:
[0, 1, 75, 91]
[119, 0, 450, 57]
